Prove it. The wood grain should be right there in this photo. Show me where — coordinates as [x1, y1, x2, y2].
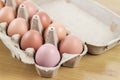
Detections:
[0, 0, 120, 80]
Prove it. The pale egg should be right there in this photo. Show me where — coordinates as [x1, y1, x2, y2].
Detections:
[35, 43, 61, 67]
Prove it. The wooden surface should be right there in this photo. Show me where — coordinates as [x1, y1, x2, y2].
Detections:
[0, 0, 120, 80]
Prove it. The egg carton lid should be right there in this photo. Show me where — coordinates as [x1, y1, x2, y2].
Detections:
[31, 0, 120, 54]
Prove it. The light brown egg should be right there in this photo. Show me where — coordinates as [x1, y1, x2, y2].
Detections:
[59, 34, 83, 54]
[0, 0, 4, 9]
[22, 1, 38, 18]
[7, 18, 28, 37]
[35, 11, 51, 29]
[44, 23, 67, 41]
[0, 6, 15, 23]
[20, 30, 43, 51]
[15, 0, 26, 6]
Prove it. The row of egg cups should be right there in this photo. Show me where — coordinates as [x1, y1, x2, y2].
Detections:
[0, 0, 88, 78]
[0, 21, 87, 78]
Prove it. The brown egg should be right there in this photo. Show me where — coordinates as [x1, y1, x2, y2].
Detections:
[0, 0, 4, 9]
[20, 30, 43, 51]
[15, 0, 26, 6]
[0, 6, 15, 23]
[22, 1, 38, 18]
[35, 11, 51, 29]
[44, 23, 67, 41]
[59, 34, 83, 54]
[7, 18, 28, 37]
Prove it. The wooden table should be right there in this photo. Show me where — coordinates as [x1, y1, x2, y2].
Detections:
[0, 0, 120, 80]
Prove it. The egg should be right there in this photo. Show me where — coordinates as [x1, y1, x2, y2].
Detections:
[15, 0, 26, 6]
[22, 1, 38, 18]
[0, 6, 15, 23]
[44, 23, 67, 41]
[35, 43, 61, 67]
[7, 18, 28, 36]
[0, 0, 4, 9]
[59, 34, 83, 54]
[35, 11, 51, 29]
[20, 30, 43, 51]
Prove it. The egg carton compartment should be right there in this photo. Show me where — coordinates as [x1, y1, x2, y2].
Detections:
[0, 0, 87, 78]
[32, 0, 120, 55]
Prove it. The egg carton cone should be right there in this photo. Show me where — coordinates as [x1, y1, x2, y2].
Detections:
[5, 0, 17, 10]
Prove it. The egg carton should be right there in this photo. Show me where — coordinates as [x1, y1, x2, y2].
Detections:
[0, 0, 87, 78]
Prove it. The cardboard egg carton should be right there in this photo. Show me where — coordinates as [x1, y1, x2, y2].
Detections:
[0, 0, 87, 78]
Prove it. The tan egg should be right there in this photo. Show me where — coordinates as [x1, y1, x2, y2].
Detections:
[15, 0, 26, 6]
[0, 0, 4, 9]
[22, 1, 38, 18]
[59, 34, 83, 54]
[20, 30, 43, 51]
[0, 6, 15, 23]
[35, 11, 51, 29]
[7, 18, 28, 37]
[44, 23, 67, 41]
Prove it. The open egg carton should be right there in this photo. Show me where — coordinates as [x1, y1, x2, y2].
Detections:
[0, 0, 87, 78]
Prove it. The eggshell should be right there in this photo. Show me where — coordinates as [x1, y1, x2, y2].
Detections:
[15, 0, 26, 6]
[35, 43, 61, 67]
[59, 34, 83, 54]
[44, 23, 67, 41]
[7, 18, 28, 36]
[35, 11, 51, 29]
[0, 6, 15, 23]
[20, 30, 43, 51]
[0, 0, 4, 9]
[22, 1, 38, 18]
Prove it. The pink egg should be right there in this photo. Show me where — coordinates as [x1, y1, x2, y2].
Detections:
[35, 44, 61, 67]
